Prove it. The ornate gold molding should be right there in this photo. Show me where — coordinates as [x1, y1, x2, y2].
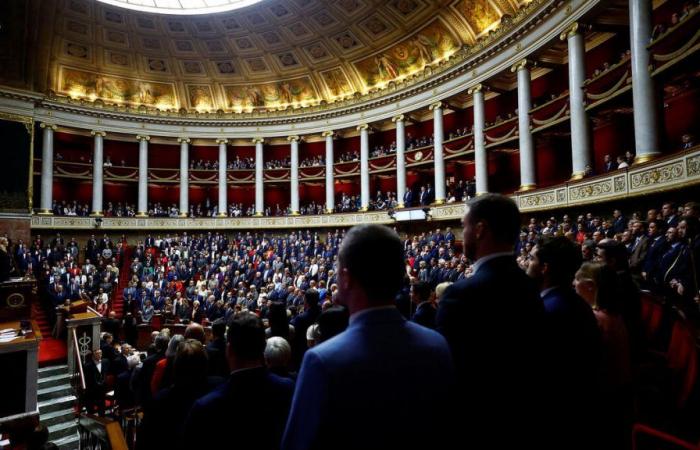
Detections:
[321, 131, 335, 138]
[136, 135, 150, 142]
[215, 138, 228, 145]
[90, 130, 106, 137]
[177, 137, 191, 144]
[40, 123, 57, 131]
[357, 124, 369, 131]
[252, 137, 265, 145]
[467, 84, 483, 95]
[560, 22, 579, 41]
[392, 114, 405, 123]
[429, 101, 443, 111]
[287, 135, 300, 143]
[510, 59, 531, 72]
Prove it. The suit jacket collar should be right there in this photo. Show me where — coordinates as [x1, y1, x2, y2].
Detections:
[348, 306, 403, 328]
[471, 252, 515, 275]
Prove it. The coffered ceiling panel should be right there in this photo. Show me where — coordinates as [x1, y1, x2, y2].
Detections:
[2, 0, 535, 112]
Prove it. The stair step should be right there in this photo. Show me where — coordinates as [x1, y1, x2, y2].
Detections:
[48, 419, 78, 441]
[39, 373, 71, 387]
[38, 395, 77, 414]
[52, 432, 79, 450]
[39, 364, 68, 374]
[38, 385, 74, 402]
[40, 408, 76, 427]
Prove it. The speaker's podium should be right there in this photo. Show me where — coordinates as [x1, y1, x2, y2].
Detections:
[0, 277, 41, 431]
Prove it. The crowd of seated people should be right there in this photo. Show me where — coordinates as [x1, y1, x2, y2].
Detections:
[651, 1, 698, 41]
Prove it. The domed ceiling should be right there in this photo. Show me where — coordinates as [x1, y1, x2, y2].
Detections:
[3, 0, 535, 113]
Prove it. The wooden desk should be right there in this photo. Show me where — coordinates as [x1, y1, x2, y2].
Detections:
[0, 320, 41, 419]
[0, 278, 37, 322]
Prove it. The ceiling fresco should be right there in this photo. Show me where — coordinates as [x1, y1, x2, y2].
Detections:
[1, 0, 535, 113]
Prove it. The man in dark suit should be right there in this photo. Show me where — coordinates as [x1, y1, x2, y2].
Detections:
[436, 194, 548, 448]
[205, 318, 229, 378]
[527, 236, 602, 449]
[184, 312, 294, 450]
[403, 186, 413, 207]
[662, 202, 679, 228]
[612, 209, 627, 235]
[643, 220, 666, 289]
[283, 225, 455, 450]
[628, 220, 650, 281]
[83, 349, 109, 416]
[410, 280, 436, 329]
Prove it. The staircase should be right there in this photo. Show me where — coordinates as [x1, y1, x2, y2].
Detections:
[37, 365, 78, 449]
[33, 299, 67, 366]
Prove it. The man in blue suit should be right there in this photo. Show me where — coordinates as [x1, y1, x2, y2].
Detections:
[403, 186, 413, 207]
[282, 224, 455, 450]
[183, 312, 294, 450]
[436, 194, 548, 448]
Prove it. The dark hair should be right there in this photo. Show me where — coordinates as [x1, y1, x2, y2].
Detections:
[226, 311, 266, 361]
[268, 301, 291, 339]
[173, 339, 208, 388]
[466, 194, 521, 245]
[681, 215, 700, 241]
[339, 225, 405, 302]
[304, 289, 321, 310]
[318, 306, 349, 343]
[596, 239, 630, 270]
[211, 318, 227, 339]
[535, 236, 581, 286]
[411, 281, 432, 303]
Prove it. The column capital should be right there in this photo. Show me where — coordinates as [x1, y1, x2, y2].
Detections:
[467, 84, 483, 95]
[215, 138, 228, 145]
[356, 123, 369, 131]
[428, 101, 443, 111]
[91, 130, 106, 137]
[252, 137, 265, 144]
[40, 123, 57, 131]
[177, 137, 191, 144]
[392, 114, 405, 123]
[136, 135, 151, 142]
[510, 59, 532, 72]
[321, 130, 335, 138]
[560, 22, 579, 41]
[287, 135, 301, 143]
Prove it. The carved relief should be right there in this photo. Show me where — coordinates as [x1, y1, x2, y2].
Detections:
[629, 163, 684, 189]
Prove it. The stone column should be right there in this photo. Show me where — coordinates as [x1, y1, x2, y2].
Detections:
[430, 102, 446, 204]
[217, 138, 228, 217]
[512, 60, 537, 190]
[39, 123, 56, 214]
[178, 137, 190, 217]
[469, 84, 488, 195]
[358, 124, 370, 211]
[288, 136, 300, 215]
[136, 135, 150, 217]
[561, 23, 592, 179]
[90, 131, 106, 216]
[393, 115, 407, 208]
[630, 0, 659, 163]
[322, 131, 335, 213]
[253, 138, 264, 216]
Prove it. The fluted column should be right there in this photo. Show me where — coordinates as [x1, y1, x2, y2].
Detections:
[358, 124, 370, 211]
[469, 84, 488, 195]
[136, 135, 150, 217]
[512, 60, 536, 190]
[253, 138, 264, 216]
[91, 131, 106, 216]
[39, 123, 56, 214]
[430, 102, 446, 204]
[561, 23, 592, 179]
[288, 136, 300, 215]
[630, 0, 659, 163]
[217, 138, 228, 217]
[322, 131, 335, 213]
[178, 137, 190, 217]
[393, 115, 407, 208]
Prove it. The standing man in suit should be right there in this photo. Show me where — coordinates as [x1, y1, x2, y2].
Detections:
[436, 194, 547, 448]
[629, 220, 650, 282]
[83, 349, 109, 416]
[183, 312, 294, 450]
[403, 186, 413, 207]
[527, 236, 601, 449]
[283, 225, 455, 450]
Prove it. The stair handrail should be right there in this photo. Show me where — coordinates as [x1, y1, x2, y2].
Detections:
[71, 327, 86, 392]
